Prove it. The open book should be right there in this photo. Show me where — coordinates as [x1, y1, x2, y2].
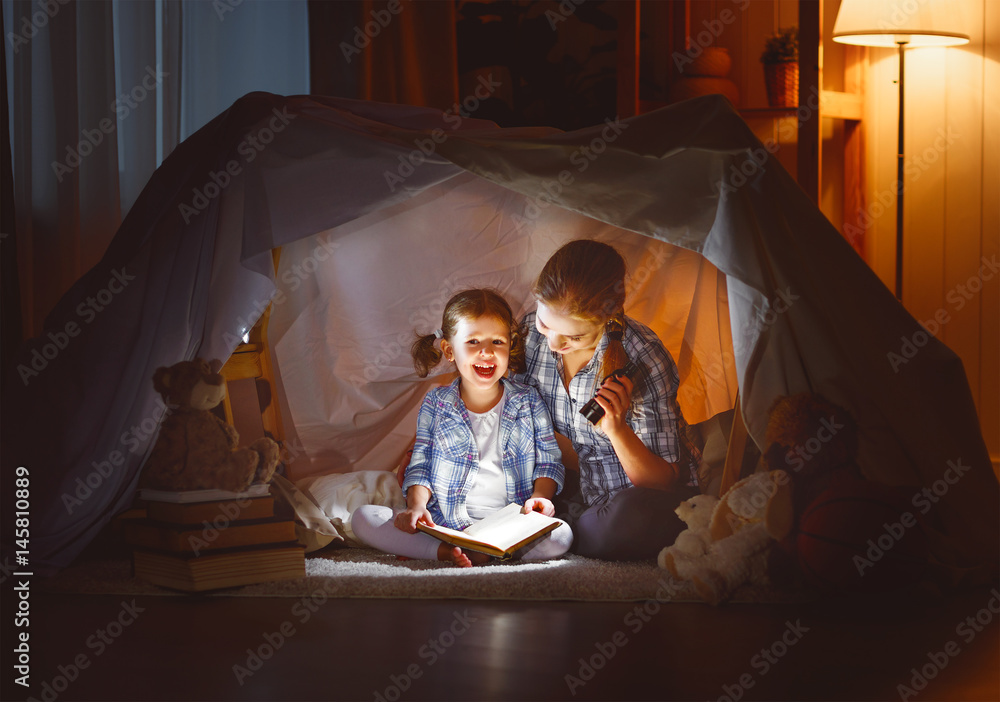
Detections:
[416, 503, 561, 559]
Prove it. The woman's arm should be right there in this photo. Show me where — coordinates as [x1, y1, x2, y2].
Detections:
[590, 376, 682, 491]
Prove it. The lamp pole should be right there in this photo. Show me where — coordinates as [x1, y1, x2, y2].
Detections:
[895, 39, 908, 300]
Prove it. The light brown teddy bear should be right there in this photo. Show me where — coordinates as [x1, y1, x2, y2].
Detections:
[139, 358, 280, 492]
[658, 471, 793, 605]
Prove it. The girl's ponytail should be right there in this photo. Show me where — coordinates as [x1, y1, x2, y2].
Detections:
[411, 332, 443, 378]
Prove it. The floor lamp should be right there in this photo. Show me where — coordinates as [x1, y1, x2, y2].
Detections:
[832, 0, 969, 300]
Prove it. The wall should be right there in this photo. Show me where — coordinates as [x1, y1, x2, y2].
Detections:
[644, 0, 996, 468]
[862, 0, 998, 468]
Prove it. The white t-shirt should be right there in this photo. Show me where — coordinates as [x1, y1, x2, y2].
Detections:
[464, 392, 508, 520]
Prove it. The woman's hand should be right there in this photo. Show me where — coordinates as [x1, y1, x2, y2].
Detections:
[521, 497, 555, 517]
[593, 375, 634, 439]
[394, 507, 435, 533]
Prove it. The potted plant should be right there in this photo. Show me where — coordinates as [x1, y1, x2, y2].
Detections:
[761, 26, 799, 108]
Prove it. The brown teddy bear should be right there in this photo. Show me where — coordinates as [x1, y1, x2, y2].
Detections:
[139, 358, 280, 492]
[762, 392, 861, 516]
[760, 392, 863, 586]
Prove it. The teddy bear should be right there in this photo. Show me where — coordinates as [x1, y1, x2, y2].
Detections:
[762, 392, 861, 516]
[759, 392, 865, 584]
[139, 358, 280, 492]
[658, 470, 793, 605]
[657, 493, 718, 572]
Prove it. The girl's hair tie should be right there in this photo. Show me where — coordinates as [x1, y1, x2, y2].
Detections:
[433, 328, 444, 339]
[606, 318, 624, 342]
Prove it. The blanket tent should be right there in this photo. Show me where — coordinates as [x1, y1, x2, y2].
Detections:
[4, 92, 997, 574]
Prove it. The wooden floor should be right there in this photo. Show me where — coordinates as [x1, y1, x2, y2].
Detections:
[7, 583, 999, 702]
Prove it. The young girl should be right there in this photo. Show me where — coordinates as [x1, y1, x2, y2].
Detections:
[511, 239, 702, 561]
[351, 288, 573, 567]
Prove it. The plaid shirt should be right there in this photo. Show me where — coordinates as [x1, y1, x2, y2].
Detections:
[512, 312, 701, 505]
[402, 377, 565, 530]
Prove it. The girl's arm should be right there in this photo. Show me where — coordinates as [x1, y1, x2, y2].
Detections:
[590, 376, 681, 491]
[394, 484, 436, 532]
[398, 393, 440, 530]
[522, 389, 565, 516]
[522, 477, 558, 516]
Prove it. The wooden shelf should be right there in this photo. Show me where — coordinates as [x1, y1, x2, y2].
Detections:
[739, 107, 798, 117]
[820, 89, 863, 121]
[738, 90, 862, 123]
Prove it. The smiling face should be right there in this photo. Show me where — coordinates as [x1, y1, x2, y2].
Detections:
[441, 313, 511, 407]
[534, 301, 604, 356]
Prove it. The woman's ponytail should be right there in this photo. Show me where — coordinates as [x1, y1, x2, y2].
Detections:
[600, 313, 629, 381]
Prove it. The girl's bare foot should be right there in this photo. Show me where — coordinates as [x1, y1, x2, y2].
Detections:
[465, 550, 491, 566]
[439, 544, 473, 567]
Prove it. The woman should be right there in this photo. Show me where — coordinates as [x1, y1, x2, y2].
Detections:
[511, 239, 701, 560]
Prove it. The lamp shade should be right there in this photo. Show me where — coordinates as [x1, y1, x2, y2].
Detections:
[832, 0, 970, 47]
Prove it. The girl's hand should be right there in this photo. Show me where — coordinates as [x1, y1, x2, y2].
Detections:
[521, 497, 555, 517]
[394, 507, 435, 533]
[594, 375, 633, 439]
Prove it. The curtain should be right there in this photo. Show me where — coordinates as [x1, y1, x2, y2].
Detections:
[308, 0, 459, 111]
[2, 0, 308, 341]
[1, 9, 21, 373]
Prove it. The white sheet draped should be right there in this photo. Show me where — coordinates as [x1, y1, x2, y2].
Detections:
[5, 92, 996, 573]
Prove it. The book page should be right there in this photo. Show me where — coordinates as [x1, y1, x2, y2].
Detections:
[416, 503, 559, 555]
[463, 503, 559, 550]
[138, 484, 270, 503]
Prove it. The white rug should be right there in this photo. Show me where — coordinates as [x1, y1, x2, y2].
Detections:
[39, 546, 813, 603]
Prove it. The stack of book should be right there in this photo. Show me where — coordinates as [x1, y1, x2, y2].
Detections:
[127, 484, 305, 592]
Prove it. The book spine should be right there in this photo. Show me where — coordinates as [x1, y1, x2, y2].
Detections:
[146, 497, 274, 525]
